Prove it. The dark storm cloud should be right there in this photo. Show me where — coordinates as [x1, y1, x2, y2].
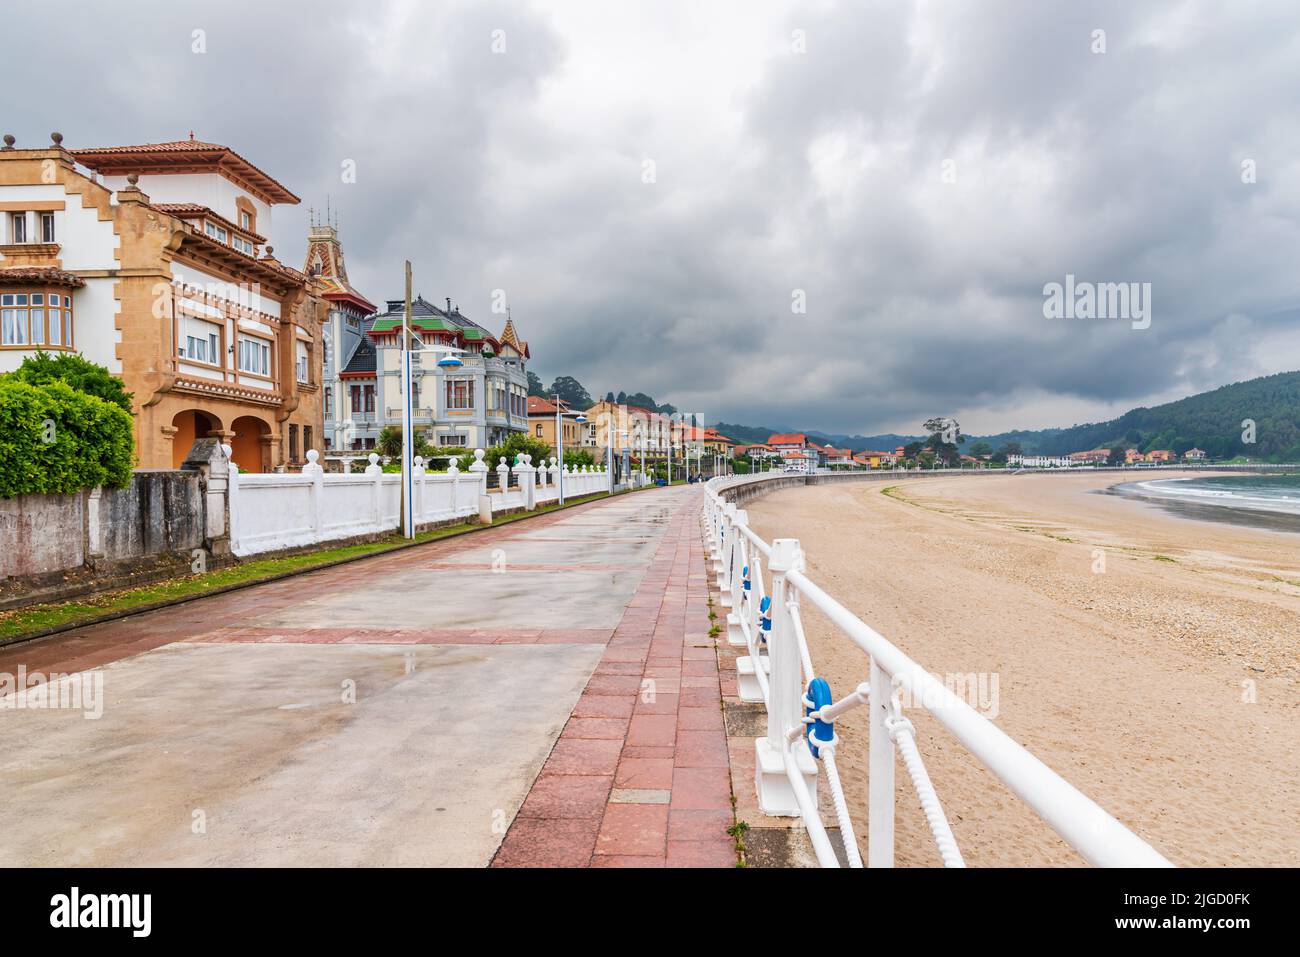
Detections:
[3, 0, 1297, 434]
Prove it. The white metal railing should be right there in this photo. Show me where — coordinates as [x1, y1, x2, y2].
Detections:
[702, 473, 1172, 868]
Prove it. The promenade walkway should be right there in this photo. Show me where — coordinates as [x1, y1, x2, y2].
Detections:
[0, 484, 733, 867]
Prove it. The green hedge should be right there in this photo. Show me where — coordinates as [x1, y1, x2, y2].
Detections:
[0, 378, 135, 498]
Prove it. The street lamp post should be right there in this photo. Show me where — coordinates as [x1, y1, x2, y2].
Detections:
[398, 261, 465, 539]
[555, 402, 587, 506]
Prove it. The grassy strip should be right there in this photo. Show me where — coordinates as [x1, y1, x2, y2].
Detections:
[0, 487, 644, 647]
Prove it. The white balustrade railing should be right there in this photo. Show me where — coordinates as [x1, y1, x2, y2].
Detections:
[227, 447, 612, 556]
[702, 473, 1172, 869]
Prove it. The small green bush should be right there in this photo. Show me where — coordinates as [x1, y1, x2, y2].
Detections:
[0, 379, 135, 498]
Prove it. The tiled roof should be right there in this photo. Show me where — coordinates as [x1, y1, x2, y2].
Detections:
[0, 266, 86, 287]
[72, 139, 300, 204]
[767, 433, 806, 446]
[340, 333, 376, 376]
[153, 203, 266, 242]
[527, 396, 569, 415]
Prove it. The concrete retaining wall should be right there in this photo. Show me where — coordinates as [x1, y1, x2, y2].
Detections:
[0, 469, 214, 609]
[96, 471, 206, 562]
[0, 490, 87, 578]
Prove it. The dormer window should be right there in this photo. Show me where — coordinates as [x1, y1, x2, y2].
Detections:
[232, 235, 255, 255]
[240, 210, 252, 231]
[203, 221, 228, 243]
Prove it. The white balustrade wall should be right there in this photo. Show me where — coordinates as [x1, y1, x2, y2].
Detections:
[227, 448, 613, 557]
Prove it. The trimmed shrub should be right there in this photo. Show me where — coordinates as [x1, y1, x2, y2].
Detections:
[0, 379, 135, 498]
[6, 350, 134, 413]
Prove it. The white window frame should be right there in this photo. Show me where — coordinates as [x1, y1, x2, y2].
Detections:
[237, 336, 271, 377]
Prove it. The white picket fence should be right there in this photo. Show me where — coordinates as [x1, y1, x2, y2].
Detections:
[227, 447, 611, 556]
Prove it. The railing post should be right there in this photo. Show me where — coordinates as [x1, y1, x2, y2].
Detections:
[754, 537, 817, 816]
[868, 657, 896, 867]
[726, 508, 747, 623]
[365, 452, 384, 530]
[412, 455, 427, 525]
[225, 444, 241, 555]
[304, 449, 324, 542]
[716, 503, 737, 595]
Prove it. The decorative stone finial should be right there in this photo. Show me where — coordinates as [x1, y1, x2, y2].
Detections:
[2, 134, 15, 150]
[51, 132, 63, 146]
[368, 452, 379, 465]
[127, 173, 139, 186]
[413, 455, 424, 468]
[474, 449, 485, 461]
[264, 246, 274, 257]
[306, 449, 319, 464]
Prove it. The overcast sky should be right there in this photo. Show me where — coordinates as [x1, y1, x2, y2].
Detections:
[6, 0, 1300, 435]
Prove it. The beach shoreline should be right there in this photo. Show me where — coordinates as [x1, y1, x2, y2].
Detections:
[743, 471, 1300, 867]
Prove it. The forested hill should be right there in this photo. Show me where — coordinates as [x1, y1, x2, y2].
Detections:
[710, 371, 1300, 461]
[971, 371, 1300, 460]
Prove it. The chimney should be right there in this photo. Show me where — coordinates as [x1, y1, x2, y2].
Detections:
[445, 297, 451, 314]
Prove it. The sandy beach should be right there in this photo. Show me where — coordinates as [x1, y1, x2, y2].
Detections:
[744, 471, 1300, 867]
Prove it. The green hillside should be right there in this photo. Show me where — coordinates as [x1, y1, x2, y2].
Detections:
[973, 371, 1300, 460]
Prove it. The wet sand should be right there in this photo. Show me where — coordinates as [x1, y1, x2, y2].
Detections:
[744, 471, 1300, 867]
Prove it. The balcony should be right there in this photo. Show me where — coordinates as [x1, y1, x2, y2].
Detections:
[385, 407, 436, 423]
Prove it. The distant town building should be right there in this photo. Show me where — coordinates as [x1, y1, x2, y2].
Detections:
[1069, 449, 1110, 464]
[1183, 448, 1206, 461]
[1007, 454, 1072, 468]
[528, 395, 582, 456]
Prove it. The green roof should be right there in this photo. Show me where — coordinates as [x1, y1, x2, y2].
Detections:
[369, 316, 459, 333]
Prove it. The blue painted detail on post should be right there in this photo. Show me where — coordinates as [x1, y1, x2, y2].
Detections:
[742, 565, 751, 591]
[805, 677, 834, 759]
[759, 595, 771, 643]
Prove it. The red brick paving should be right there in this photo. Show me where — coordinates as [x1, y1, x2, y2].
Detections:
[492, 488, 738, 868]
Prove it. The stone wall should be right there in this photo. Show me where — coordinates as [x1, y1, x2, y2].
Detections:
[0, 465, 218, 610]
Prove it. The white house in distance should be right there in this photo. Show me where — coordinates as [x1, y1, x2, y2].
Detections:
[1007, 454, 1073, 468]
[330, 295, 530, 451]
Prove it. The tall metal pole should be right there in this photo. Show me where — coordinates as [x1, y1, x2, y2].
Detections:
[556, 402, 565, 506]
[400, 260, 415, 539]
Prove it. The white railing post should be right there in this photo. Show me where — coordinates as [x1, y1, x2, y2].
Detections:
[365, 452, 383, 530]
[716, 503, 737, 595]
[224, 443, 240, 554]
[496, 457, 511, 502]
[515, 454, 537, 510]
[304, 449, 325, 541]
[412, 455, 427, 525]
[754, 537, 817, 816]
[868, 658, 896, 867]
[469, 448, 488, 494]
[727, 509, 747, 617]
